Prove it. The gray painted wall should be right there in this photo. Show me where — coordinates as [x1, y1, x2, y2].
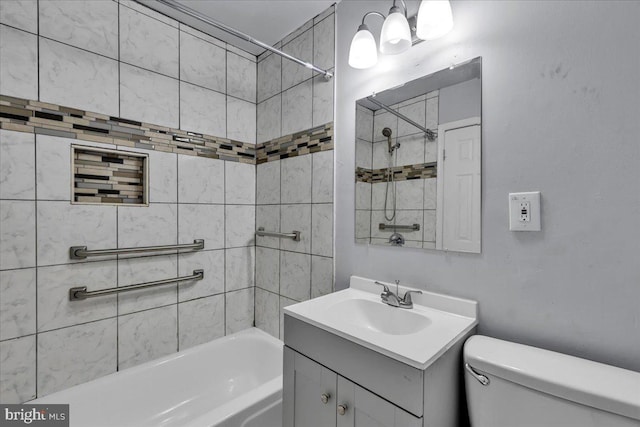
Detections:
[335, 0, 640, 371]
[439, 78, 481, 124]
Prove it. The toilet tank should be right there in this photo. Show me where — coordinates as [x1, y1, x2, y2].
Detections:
[463, 335, 640, 427]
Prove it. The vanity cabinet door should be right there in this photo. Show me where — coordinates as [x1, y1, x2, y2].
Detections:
[336, 376, 422, 427]
[284, 347, 338, 427]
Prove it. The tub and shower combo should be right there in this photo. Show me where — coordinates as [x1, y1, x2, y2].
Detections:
[34, 329, 283, 427]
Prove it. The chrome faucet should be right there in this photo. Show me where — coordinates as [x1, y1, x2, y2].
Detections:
[374, 281, 423, 309]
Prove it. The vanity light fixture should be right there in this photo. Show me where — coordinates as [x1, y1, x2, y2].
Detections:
[348, 0, 454, 70]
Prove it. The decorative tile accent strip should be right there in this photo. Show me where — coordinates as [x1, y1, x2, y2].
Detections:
[73, 146, 147, 205]
[0, 95, 334, 164]
[0, 95, 256, 163]
[356, 162, 437, 184]
[256, 123, 334, 164]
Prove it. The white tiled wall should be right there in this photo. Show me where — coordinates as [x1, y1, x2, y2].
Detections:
[0, 0, 257, 143]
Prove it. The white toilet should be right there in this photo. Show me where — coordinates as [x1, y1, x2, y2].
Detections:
[464, 335, 640, 427]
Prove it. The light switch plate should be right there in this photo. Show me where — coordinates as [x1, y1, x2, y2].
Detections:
[509, 192, 541, 231]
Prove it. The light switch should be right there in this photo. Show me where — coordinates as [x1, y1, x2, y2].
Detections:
[509, 192, 541, 231]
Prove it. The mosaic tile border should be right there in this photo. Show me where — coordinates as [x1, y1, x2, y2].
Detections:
[1, 95, 333, 164]
[356, 162, 437, 184]
[256, 123, 334, 164]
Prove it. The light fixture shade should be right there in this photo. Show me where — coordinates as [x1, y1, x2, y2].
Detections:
[379, 9, 412, 55]
[348, 24, 378, 69]
[416, 0, 454, 41]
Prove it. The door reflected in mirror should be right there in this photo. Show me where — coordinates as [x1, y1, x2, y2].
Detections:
[354, 57, 482, 253]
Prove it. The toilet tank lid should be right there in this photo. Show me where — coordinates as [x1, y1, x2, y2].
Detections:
[464, 335, 640, 421]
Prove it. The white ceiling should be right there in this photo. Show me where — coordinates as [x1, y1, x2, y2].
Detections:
[140, 0, 337, 56]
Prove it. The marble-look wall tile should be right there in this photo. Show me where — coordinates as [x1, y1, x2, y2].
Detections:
[227, 52, 256, 102]
[120, 5, 179, 78]
[0, 200, 35, 270]
[119, 0, 178, 28]
[256, 205, 280, 249]
[311, 255, 333, 299]
[225, 287, 253, 335]
[38, 318, 117, 396]
[38, 261, 117, 332]
[312, 151, 333, 203]
[177, 249, 224, 302]
[256, 161, 280, 205]
[356, 106, 374, 142]
[395, 179, 425, 210]
[36, 136, 116, 202]
[227, 97, 256, 144]
[225, 161, 255, 204]
[39, 0, 118, 59]
[356, 139, 373, 169]
[355, 211, 371, 240]
[180, 82, 226, 137]
[280, 204, 311, 253]
[117, 255, 177, 315]
[397, 101, 426, 138]
[0, 25, 37, 100]
[0, 130, 34, 200]
[226, 44, 255, 62]
[0, 0, 37, 33]
[255, 288, 278, 338]
[423, 210, 436, 242]
[257, 51, 281, 103]
[396, 134, 426, 167]
[426, 96, 439, 130]
[120, 63, 179, 129]
[0, 268, 36, 341]
[256, 246, 279, 294]
[282, 80, 313, 136]
[178, 294, 224, 350]
[178, 204, 224, 250]
[279, 296, 297, 339]
[117, 203, 177, 248]
[40, 38, 119, 117]
[281, 155, 312, 204]
[0, 335, 35, 403]
[225, 205, 255, 248]
[148, 150, 177, 203]
[282, 30, 312, 90]
[280, 251, 310, 302]
[424, 178, 437, 210]
[311, 204, 333, 257]
[373, 111, 397, 143]
[118, 305, 177, 370]
[177, 156, 224, 204]
[257, 95, 281, 143]
[355, 182, 372, 211]
[225, 246, 255, 291]
[179, 30, 226, 93]
[313, 73, 334, 127]
[313, 13, 335, 70]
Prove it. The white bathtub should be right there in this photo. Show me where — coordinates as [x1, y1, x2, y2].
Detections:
[33, 328, 283, 427]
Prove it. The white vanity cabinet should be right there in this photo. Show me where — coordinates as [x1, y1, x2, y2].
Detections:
[284, 347, 421, 427]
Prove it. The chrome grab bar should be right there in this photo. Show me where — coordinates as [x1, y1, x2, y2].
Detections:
[69, 239, 205, 259]
[465, 363, 490, 386]
[69, 269, 204, 301]
[378, 223, 420, 231]
[256, 227, 301, 241]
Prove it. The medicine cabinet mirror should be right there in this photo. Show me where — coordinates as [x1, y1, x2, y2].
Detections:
[354, 57, 482, 252]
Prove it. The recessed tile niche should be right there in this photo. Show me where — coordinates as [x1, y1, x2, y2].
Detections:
[72, 145, 148, 205]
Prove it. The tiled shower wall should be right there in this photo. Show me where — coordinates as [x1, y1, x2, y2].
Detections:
[0, 0, 260, 403]
[255, 8, 335, 339]
[355, 91, 439, 248]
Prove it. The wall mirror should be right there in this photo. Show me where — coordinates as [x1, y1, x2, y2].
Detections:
[354, 57, 482, 252]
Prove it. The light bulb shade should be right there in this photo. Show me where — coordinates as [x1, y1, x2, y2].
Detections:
[348, 25, 378, 69]
[416, 0, 454, 41]
[380, 10, 412, 55]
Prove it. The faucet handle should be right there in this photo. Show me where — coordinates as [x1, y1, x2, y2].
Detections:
[400, 290, 423, 307]
[373, 281, 391, 294]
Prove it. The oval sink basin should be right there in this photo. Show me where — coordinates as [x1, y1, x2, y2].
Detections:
[326, 298, 431, 335]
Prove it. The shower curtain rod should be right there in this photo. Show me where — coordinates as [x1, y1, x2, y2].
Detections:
[366, 96, 436, 141]
[151, 0, 334, 80]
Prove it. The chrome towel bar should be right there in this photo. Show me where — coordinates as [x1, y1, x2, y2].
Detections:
[69, 269, 204, 301]
[69, 239, 205, 259]
[378, 223, 421, 231]
[256, 227, 301, 241]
